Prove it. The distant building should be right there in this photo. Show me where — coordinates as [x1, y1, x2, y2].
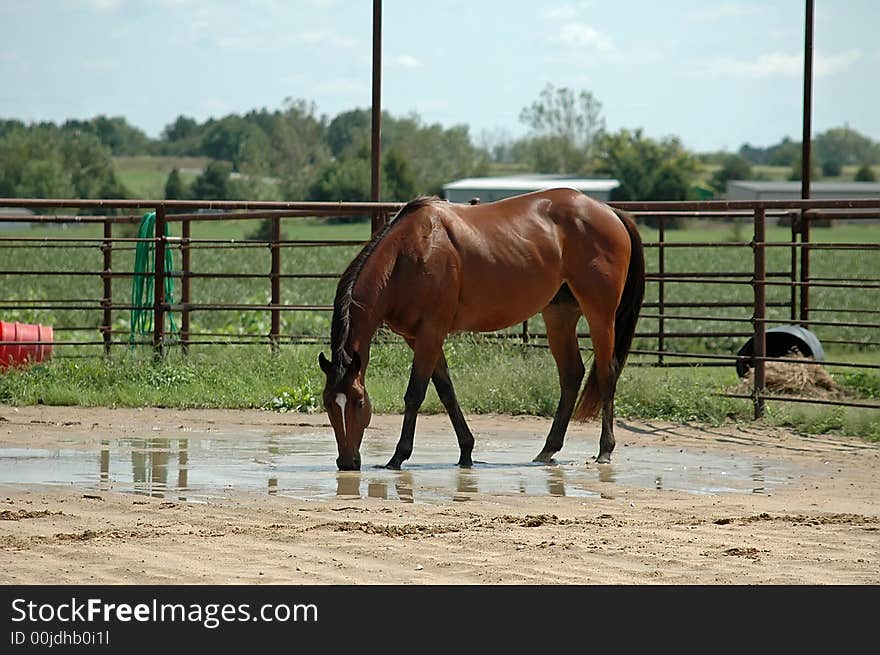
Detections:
[726, 180, 880, 201]
[442, 175, 620, 204]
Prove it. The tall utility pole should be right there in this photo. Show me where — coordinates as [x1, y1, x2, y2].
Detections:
[370, 0, 383, 233]
[799, 0, 814, 326]
[801, 0, 814, 199]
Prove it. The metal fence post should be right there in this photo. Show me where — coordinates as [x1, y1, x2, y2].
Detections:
[181, 219, 191, 355]
[790, 213, 799, 321]
[101, 219, 112, 357]
[799, 210, 811, 326]
[153, 206, 167, 358]
[752, 207, 766, 419]
[270, 216, 281, 353]
[657, 216, 666, 366]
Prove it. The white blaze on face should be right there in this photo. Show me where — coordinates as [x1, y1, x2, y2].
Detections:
[335, 393, 347, 438]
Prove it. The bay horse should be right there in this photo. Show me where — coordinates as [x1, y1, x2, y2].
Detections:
[319, 188, 645, 471]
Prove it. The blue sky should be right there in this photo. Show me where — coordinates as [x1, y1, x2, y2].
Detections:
[1, 0, 877, 152]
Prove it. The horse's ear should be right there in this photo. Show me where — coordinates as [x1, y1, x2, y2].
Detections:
[318, 352, 331, 375]
[347, 350, 362, 377]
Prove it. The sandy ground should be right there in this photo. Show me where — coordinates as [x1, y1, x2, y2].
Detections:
[0, 404, 878, 585]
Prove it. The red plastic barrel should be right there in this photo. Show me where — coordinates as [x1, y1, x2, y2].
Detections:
[0, 321, 54, 369]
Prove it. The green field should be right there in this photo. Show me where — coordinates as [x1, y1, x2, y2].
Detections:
[114, 156, 211, 198]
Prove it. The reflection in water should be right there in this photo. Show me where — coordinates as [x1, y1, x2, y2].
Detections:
[547, 466, 566, 497]
[598, 464, 616, 499]
[454, 468, 478, 501]
[178, 439, 189, 501]
[395, 471, 414, 503]
[367, 482, 387, 500]
[100, 441, 109, 484]
[336, 473, 360, 497]
[18, 432, 785, 504]
[598, 465, 616, 485]
[751, 463, 766, 494]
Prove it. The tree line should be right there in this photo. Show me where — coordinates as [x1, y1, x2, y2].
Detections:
[1, 84, 877, 209]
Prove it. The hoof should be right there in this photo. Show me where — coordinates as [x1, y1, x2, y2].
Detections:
[533, 450, 557, 464]
[457, 459, 473, 468]
[383, 460, 403, 470]
[595, 452, 612, 464]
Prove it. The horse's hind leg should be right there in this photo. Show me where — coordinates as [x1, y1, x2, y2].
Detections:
[569, 286, 623, 464]
[533, 292, 585, 463]
[431, 353, 475, 467]
[583, 314, 619, 463]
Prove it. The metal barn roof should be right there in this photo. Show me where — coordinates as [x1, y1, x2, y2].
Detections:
[443, 175, 619, 193]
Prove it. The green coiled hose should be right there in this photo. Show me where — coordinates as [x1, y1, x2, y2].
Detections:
[130, 212, 177, 346]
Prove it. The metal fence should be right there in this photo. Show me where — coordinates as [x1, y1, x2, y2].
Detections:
[1, 196, 878, 417]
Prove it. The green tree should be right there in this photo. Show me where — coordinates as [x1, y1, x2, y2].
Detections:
[200, 116, 271, 173]
[815, 126, 880, 166]
[0, 127, 125, 203]
[382, 115, 488, 195]
[160, 115, 203, 155]
[61, 116, 152, 155]
[710, 154, 753, 195]
[60, 131, 128, 198]
[191, 161, 233, 200]
[270, 99, 331, 200]
[308, 153, 370, 202]
[519, 83, 605, 167]
[164, 168, 188, 200]
[597, 128, 699, 201]
[512, 85, 605, 174]
[382, 147, 416, 201]
[854, 164, 877, 182]
[326, 108, 371, 158]
[787, 154, 821, 181]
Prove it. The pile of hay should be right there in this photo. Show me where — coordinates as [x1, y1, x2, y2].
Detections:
[734, 349, 850, 400]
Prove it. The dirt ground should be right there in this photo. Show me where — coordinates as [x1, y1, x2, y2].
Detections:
[0, 404, 877, 585]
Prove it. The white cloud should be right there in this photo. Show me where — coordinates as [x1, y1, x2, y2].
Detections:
[543, 5, 577, 21]
[693, 50, 862, 78]
[293, 30, 355, 49]
[67, 0, 123, 11]
[815, 50, 863, 76]
[391, 55, 422, 70]
[557, 23, 613, 53]
[688, 2, 762, 22]
[542, 2, 592, 21]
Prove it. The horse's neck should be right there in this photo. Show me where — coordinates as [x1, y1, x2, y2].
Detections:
[343, 236, 397, 363]
[345, 272, 388, 363]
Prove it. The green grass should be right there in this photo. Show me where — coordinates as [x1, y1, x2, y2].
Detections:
[0, 338, 876, 441]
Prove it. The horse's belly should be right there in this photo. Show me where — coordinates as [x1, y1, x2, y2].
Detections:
[451, 280, 558, 332]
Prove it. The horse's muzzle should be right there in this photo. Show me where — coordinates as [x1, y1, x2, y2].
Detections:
[336, 453, 361, 471]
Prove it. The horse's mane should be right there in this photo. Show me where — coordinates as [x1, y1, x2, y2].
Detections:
[328, 196, 440, 380]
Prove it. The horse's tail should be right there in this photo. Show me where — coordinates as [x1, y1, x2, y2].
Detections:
[573, 209, 646, 420]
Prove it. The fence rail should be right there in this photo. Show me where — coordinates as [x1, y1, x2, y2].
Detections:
[1, 196, 878, 417]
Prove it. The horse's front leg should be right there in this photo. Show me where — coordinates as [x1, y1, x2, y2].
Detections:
[385, 338, 444, 470]
[430, 353, 475, 467]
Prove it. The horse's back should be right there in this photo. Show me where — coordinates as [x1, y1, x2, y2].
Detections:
[421, 189, 630, 332]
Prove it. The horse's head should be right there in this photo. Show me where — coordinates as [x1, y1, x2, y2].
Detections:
[318, 350, 372, 471]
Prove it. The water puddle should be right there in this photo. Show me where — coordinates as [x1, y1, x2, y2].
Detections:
[0, 429, 791, 504]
